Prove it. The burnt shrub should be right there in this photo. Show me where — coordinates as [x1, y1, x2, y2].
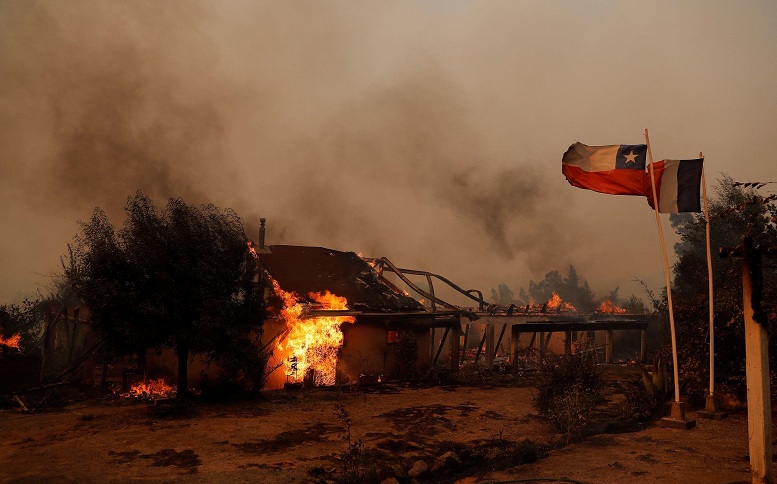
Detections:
[620, 359, 669, 422]
[533, 347, 603, 442]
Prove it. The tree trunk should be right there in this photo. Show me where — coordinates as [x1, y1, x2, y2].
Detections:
[177, 342, 188, 399]
[138, 348, 147, 379]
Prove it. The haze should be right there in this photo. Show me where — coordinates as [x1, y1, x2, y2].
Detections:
[1, 1, 775, 304]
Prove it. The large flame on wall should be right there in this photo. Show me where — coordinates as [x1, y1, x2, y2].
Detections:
[270, 278, 355, 386]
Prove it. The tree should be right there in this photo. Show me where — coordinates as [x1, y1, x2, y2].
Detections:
[668, 175, 777, 398]
[67, 192, 265, 397]
[517, 265, 596, 311]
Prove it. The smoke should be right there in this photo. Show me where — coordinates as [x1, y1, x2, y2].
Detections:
[0, 0, 579, 302]
[0, 1, 234, 217]
[5, 1, 774, 303]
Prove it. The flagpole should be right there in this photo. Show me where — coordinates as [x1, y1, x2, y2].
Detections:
[700, 153, 714, 394]
[644, 128, 681, 405]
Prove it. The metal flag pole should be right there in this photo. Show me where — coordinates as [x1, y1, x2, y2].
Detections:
[700, 152, 724, 418]
[702, 154, 715, 394]
[644, 129, 682, 408]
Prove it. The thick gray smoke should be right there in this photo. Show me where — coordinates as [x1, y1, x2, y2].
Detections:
[3, 1, 775, 303]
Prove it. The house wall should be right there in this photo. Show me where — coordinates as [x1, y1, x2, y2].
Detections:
[338, 323, 387, 384]
[338, 321, 432, 383]
[145, 317, 437, 391]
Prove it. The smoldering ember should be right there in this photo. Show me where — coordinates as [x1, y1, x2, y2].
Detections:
[2, 199, 776, 483]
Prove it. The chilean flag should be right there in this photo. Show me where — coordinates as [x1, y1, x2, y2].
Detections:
[562, 142, 648, 196]
[646, 159, 704, 213]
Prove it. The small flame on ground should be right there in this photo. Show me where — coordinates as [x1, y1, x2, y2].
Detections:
[270, 278, 355, 386]
[0, 333, 21, 349]
[121, 378, 175, 399]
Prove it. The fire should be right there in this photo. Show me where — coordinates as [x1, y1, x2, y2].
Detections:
[545, 293, 576, 312]
[247, 240, 258, 258]
[598, 299, 627, 314]
[270, 278, 355, 386]
[121, 378, 175, 400]
[0, 333, 21, 350]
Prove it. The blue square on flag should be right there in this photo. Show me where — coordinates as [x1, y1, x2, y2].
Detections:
[615, 145, 646, 170]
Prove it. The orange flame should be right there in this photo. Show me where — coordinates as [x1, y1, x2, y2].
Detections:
[0, 333, 21, 349]
[598, 299, 627, 314]
[247, 241, 258, 259]
[121, 378, 175, 399]
[545, 293, 576, 312]
[270, 278, 355, 386]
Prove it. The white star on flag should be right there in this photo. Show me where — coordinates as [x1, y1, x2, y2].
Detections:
[624, 150, 638, 164]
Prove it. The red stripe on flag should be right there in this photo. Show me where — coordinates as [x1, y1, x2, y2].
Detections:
[562, 164, 647, 196]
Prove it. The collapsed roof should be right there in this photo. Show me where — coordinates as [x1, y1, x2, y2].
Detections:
[255, 245, 425, 313]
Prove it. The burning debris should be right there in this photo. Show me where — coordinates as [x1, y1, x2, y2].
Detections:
[0, 332, 21, 351]
[596, 299, 627, 314]
[120, 378, 176, 401]
[544, 293, 576, 312]
[486, 293, 628, 316]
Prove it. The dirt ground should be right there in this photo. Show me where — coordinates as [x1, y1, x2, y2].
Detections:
[0, 365, 770, 484]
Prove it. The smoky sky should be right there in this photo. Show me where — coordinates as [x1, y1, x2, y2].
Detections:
[2, 1, 776, 304]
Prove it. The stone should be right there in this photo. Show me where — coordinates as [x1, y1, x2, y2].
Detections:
[391, 464, 407, 478]
[485, 448, 501, 460]
[432, 451, 461, 471]
[408, 460, 428, 478]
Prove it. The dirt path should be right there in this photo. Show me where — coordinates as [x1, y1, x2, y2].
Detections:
[0, 372, 770, 483]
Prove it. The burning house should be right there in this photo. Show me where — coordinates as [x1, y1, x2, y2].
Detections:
[141, 220, 648, 392]
[255, 243, 461, 389]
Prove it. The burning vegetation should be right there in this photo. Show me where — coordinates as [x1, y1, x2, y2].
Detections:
[0, 332, 21, 350]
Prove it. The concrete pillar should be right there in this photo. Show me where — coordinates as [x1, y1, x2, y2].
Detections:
[743, 238, 772, 484]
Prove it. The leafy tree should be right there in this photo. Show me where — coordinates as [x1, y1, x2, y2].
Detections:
[622, 294, 649, 314]
[66, 192, 265, 397]
[666, 175, 777, 398]
[490, 283, 515, 306]
[517, 265, 596, 311]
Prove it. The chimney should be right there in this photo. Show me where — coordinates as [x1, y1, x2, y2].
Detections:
[256, 218, 271, 254]
[259, 218, 266, 250]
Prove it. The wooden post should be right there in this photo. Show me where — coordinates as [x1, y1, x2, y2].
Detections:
[450, 321, 462, 372]
[430, 327, 436, 362]
[485, 325, 495, 367]
[494, 324, 508, 360]
[564, 330, 572, 356]
[461, 323, 470, 363]
[538, 332, 545, 364]
[742, 237, 772, 484]
[511, 326, 521, 369]
[433, 327, 450, 365]
[640, 329, 648, 363]
[605, 329, 613, 364]
[474, 328, 488, 364]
